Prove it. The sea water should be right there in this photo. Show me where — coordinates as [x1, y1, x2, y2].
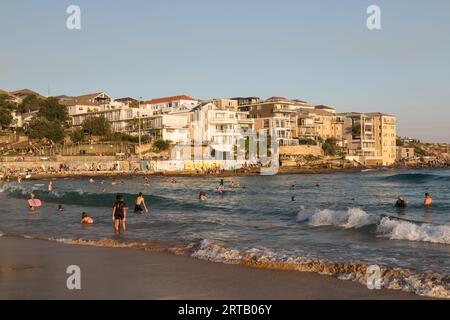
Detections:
[0, 168, 449, 297]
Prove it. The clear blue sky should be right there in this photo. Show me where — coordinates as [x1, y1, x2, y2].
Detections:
[1, 0, 449, 142]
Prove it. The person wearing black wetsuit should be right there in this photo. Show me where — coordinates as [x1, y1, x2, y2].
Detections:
[112, 194, 127, 232]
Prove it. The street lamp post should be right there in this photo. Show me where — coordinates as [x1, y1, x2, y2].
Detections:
[138, 97, 142, 159]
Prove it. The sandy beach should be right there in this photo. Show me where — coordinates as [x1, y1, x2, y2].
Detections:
[0, 237, 426, 300]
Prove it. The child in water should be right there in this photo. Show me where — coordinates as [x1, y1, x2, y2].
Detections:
[199, 191, 207, 201]
[80, 212, 94, 224]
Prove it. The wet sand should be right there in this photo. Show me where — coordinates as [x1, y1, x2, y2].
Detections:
[0, 237, 426, 300]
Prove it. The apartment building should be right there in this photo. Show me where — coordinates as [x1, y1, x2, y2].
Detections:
[141, 112, 190, 144]
[367, 112, 397, 165]
[340, 112, 397, 166]
[188, 102, 253, 159]
[212, 99, 238, 111]
[239, 97, 300, 146]
[297, 109, 344, 143]
[141, 95, 198, 114]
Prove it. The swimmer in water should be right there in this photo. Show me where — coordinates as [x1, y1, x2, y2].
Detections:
[17, 176, 22, 183]
[144, 177, 149, 186]
[111, 179, 117, 186]
[199, 191, 207, 201]
[424, 193, 433, 207]
[80, 212, 94, 224]
[217, 179, 225, 194]
[89, 178, 95, 184]
[230, 180, 236, 188]
[58, 205, 64, 212]
[134, 192, 148, 214]
[291, 196, 296, 201]
[48, 181, 53, 192]
[395, 196, 407, 208]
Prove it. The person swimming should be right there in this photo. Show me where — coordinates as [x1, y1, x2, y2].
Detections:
[424, 193, 433, 207]
[112, 194, 127, 232]
[199, 191, 207, 201]
[58, 204, 64, 212]
[80, 212, 94, 224]
[395, 196, 407, 208]
[291, 196, 296, 201]
[111, 179, 117, 186]
[48, 181, 53, 192]
[89, 178, 95, 184]
[134, 192, 148, 214]
[217, 179, 225, 193]
[144, 177, 149, 186]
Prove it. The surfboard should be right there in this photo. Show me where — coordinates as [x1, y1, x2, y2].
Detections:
[28, 199, 42, 207]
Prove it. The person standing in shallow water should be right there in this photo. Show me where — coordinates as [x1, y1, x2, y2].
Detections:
[112, 194, 127, 232]
[424, 193, 433, 207]
[134, 192, 148, 214]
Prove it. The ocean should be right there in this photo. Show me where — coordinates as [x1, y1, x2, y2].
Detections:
[0, 168, 449, 298]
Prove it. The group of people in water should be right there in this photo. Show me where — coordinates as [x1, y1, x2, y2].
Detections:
[395, 192, 433, 209]
[27, 178, 151, 233]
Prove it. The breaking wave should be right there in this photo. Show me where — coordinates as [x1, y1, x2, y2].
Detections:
[378, 217, 450, 245]
[298, 208, 450, 245]
[297, 208, 378, 229]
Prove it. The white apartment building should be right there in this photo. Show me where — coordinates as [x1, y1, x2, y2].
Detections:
[189, 102, 254, 159]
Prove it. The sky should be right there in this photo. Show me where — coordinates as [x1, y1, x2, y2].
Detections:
[1, 0, 449, 142]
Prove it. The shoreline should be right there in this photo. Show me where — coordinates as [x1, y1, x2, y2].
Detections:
[0, 236, 429, 300]
[2, 165, 448, 181]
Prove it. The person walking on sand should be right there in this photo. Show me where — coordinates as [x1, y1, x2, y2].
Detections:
[134, 192, 148, 214]
[424, 193, 433, 207]
[112, 194, 127, 232]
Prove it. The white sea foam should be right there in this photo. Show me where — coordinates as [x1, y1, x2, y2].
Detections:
[191, 239, 242, 263]
[190, 239, 449, 298]
[378, 217, 450, 245]
[297, 208, 377, 229]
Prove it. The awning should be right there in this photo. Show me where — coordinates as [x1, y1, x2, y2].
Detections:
[211, 144, 234, 152]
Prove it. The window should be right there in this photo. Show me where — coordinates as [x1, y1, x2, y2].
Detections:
[264, 119, 270, 128]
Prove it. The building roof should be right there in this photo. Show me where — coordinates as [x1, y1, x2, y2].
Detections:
[58, 92, 111, 106]
[144, 95, 195, 105]
[365, 112, 395, 117]
[315, 105, 335, 111]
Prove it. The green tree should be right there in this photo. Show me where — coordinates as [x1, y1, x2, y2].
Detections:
[322, 138, 337, 156]
[0, 109, 13, 128]
[27, 117, 65, 143]
[38, 97, 69, 124]
[0, 94, 17, 111]
[298, 138, 317, 145]
[82, 116, 111, 136]
[70, 128, 85, 143]
[18, 94, 42, 113]
[153, 139, 171, 152]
